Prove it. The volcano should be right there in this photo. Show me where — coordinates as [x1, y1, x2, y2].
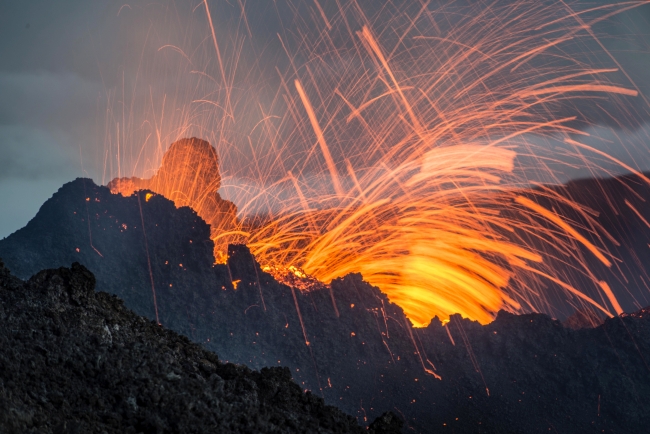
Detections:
[2, 140, 650, 432]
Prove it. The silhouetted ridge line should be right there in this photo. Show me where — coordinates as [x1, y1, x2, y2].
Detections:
[1, 176, 650, 432]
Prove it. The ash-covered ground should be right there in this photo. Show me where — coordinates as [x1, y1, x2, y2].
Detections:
[0, 260, 400, 433]
[2, 177, 650, 432]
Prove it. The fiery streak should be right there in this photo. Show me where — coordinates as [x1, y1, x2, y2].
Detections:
[295, 80, 344, 196]
[625, 199, 650, 229]
[137, 192, 160, 325]
[291, 286, 310, 346]
[405, 318, 442, 380]
[515, 196, 611, 267]
[598, 280, 624, 316]
[104, 1, 650, 326]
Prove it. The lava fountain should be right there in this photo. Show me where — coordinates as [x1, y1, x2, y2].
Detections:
[106, 0, 650, 326]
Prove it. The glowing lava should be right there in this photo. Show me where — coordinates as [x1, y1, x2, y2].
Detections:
[104, 1, 650, 327]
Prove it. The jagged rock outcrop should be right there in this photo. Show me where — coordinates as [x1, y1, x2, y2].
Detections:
[563, 308, 605, 330]
[108, 138, 240, 259]
[0, 260, 400, 433]
[2, 177, 650, 432]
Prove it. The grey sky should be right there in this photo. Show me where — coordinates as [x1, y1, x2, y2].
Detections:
[1, 0, 650, 238]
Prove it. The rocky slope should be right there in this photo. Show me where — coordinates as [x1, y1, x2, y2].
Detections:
[2, 177, 650, 432]
[0, 260, 400, 434]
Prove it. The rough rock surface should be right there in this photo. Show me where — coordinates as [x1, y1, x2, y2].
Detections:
[2, 177, 650, 432]
[107, 138, 240, 258]
[0, 260, 399, 434]
[563, 308, 605, 330]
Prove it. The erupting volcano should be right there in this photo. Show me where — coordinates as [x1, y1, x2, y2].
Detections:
[93, 0, 650, 328]
[3, 0, 650, 432]
[104, 132, 632, 329]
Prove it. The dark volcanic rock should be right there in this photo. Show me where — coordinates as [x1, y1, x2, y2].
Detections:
[2, 177, 650, 432]
[563, 308, 605, 330]
[107, 138, 240, 257]
[0, 178, 221, 324]
[0, 260, 396, 433]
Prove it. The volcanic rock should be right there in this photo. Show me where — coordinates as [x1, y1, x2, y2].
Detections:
[2, 177, 650, 432]
[563, 308, 605, 330]
[0, 260, 399, 433]
[107, 137, 240, 258]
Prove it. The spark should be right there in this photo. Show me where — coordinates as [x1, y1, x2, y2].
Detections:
[104, 1, 650, 327]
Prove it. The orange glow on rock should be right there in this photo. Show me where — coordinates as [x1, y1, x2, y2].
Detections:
[109, 138, 240, 261]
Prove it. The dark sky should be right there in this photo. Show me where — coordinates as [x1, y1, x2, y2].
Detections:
[1, 0, 650, 238]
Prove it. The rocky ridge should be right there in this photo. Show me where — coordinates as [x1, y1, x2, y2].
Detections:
[2, 178, 650, 432]
[108, 138, 240, 258]
[0, 260, 400, 434]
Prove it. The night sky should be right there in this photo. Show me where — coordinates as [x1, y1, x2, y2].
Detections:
[1, 0, 650, 238]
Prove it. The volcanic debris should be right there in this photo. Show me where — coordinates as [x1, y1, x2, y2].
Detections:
[0, 259, 400, 433]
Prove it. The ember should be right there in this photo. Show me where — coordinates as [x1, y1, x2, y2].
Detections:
[105, 1, 648, 326]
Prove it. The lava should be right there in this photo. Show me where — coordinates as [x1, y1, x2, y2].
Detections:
[104, 1, 650, 327]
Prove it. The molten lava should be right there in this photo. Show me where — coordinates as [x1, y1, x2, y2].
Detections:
[103, 1, 650, 327]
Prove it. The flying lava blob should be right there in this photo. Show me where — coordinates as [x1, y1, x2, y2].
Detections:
[106, 1, 650, 326]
